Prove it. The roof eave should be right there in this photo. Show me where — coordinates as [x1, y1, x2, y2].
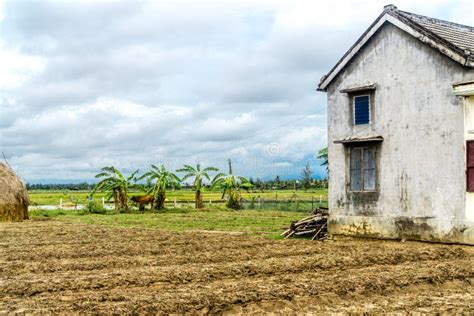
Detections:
[317, 10, 473, 92]
[391, 10, 470, 64]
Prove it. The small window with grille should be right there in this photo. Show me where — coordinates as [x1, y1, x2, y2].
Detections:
[350, 146, 376, 191]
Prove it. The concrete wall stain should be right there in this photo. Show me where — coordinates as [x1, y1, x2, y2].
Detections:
[399, 172, 409, 212]
[394, 217, 434, 240]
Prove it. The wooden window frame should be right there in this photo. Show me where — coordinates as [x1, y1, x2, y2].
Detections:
[353, 94, 371, 126]
[350, 146, 377, 192]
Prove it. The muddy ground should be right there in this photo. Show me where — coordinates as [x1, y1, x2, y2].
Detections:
[0, 221, 473, 314]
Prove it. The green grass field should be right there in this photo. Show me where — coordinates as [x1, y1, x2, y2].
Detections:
[28, 207, 306, 239]
[28, 188, 328, 206]
[27, 188, 328, 239]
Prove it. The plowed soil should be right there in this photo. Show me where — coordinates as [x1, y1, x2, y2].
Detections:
[1, 221, 473, 314]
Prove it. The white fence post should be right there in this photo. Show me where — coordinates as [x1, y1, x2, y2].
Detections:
[59, 198, 63, 209]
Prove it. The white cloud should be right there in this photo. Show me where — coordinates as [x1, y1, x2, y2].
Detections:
[0, 41, 45, 89]
[0, 0, 5, 22]
[0, 0, 471, 182]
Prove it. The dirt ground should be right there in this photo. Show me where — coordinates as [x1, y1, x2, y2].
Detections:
[1, 221, 473, 314]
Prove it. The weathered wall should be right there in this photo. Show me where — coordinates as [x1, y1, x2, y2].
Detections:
[326, 22, 474, 244]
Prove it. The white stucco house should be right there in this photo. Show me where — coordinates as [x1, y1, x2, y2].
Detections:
[318, 4, 474, 244]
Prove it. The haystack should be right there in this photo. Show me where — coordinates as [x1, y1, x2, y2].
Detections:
[0, 163, 29, 221]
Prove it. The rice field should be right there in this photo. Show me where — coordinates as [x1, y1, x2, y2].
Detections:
[28, 189, 328, 208]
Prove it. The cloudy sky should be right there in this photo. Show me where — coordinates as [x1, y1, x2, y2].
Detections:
[0, 0, 472, 183]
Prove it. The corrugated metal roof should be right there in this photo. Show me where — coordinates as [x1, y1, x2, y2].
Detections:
[397, 10, 474, 53]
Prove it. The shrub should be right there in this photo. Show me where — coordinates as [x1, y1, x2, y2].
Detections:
[84, 200, 106, 214]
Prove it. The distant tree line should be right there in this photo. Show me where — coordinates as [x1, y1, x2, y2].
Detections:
[26, 177, 328, 192]
[248, 177, 328, 191]
[26, 182, 95, 190]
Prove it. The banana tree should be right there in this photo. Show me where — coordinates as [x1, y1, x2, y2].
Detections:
[138, 164, 181, 210]
[91, 166, 139, 211]
[177, 164, 218, 209]
[317, 147, 328, 172]
[211, 159, 252, 210]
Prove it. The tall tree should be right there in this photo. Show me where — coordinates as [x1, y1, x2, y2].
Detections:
[177, 164, 218, 209]
[138, 165, 181, 210]
[211, 159, 252, 210]
[301, 162, 313, 192]
[91, 166, 139, 211]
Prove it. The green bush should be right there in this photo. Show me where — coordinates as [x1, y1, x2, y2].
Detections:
[84, 200, 106, 214]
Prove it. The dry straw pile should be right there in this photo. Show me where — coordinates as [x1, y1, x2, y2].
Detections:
[0, 162, 29, 221]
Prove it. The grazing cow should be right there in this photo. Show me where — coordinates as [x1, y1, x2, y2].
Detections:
[131, 195, 154, 211]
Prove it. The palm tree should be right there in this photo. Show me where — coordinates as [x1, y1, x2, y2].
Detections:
[211, 159, 252, 210]
[138, 164, 181, 210]
[177, 164, 218, 209]
[91, 166, 139, 211]
[317, 147, 328, 173]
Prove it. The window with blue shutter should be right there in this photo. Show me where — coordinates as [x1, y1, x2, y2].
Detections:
[354, 95, 370, 125]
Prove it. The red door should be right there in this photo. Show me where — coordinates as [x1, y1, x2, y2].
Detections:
[466, 140, 474, 192]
